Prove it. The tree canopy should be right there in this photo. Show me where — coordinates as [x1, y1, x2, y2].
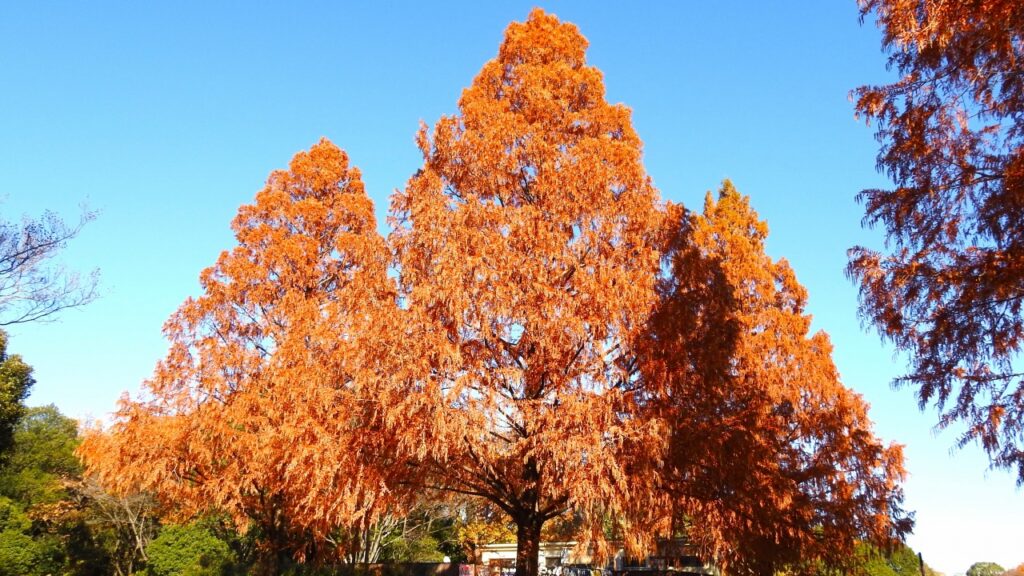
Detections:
[0, 405, 81, 506]
[83, 9, 912, 576]
[387, 10, 666, 576]
[0, 405, 122, 575]
[643, 183, 910, 574]
[967, 562, 1006, 576]
[0, 331, 35, 464]
[850, 0, 1024, 482]
[80, 138, 399, 572]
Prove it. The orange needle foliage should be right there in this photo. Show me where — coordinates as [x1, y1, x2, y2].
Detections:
[80, 140, 401, 570]
[643, 183, 911, 574]
[850, 0, 1024, 481]
[386, 10, 666, 576]
[83, 9, 912, 576]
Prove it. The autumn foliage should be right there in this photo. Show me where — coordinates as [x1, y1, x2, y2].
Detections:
[850, 0, 1024, 482]
[644, 184, 910, 574]
[81, 141, 400, 570]
[83, 9, 911, 576]
[386, 11, 666, 576]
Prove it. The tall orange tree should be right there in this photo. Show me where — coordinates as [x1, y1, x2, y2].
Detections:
[642, 183, 912, 574]
[80, 139, 401, 572]
[850, 0, 1024, 481]
[386, 10, 666, 576]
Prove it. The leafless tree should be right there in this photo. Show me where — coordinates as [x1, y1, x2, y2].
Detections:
[76, 477, 160, 576]
[0, 207, 99, 325]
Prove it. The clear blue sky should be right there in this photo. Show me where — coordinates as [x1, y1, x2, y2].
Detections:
[1, 2, 1020, 573]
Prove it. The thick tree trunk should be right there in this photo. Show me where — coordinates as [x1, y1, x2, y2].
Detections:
[514, 515, 543, 576]
[253, 500, 293, 576]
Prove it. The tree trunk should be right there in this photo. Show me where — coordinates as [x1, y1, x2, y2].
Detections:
[253, 502, 292, 576]
[254, 553, 280, 576]
[514, 515, 543, 576]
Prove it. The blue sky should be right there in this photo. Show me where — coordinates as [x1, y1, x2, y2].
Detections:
[1, 2, 1020, 573]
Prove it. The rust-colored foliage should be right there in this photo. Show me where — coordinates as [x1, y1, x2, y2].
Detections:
[80, 139, 401, 570]
[850, 0, 1024, 481]
[644, 183, 911, 574]
[83, 9, 911, 576]
[387, 10, 665, 576]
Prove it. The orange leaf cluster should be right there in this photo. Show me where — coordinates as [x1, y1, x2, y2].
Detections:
[81, 141, 402, 566]
[640, 183, 911, 574]
[851, 0, 1024, 481]
[386, 11, 666, 576]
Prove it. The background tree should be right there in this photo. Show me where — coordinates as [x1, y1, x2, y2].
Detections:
[849, 0, 1024, 481]
[80, 139, 401, 573]
[0, 405, 80, 504]
[387, 10, 666, 576]
[336, 500, 461, 564]
[0, 331, 34, 463]
[806, 543, 939, 576]
[852, 543, 939, 576]
[0, 208, 98, 326]
[967, 562, 1006, 576]
[74, 477, 160, 576]
[0, 496, 42, 576]
[456, 504, 515, 565]
[0, 405, 112, 575]
[642, 183, 912, 574]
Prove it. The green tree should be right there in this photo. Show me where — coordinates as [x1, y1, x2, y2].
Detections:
[857, 543, 936, 576]
[0, 496, 45, 576]
[0, 331, 34, 463]
[0, 530, 40, 576]
[382, 534, 444, 563]
[808, 543, 938, 576]
[0, 405, 113, 575]
[0, 404, 81, 505]
[146, 523, 235, 576]
[967, 562, 1005, 576]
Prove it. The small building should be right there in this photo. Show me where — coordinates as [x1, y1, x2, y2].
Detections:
[477, 541, 715, 576]
[479, 541, 617, 572]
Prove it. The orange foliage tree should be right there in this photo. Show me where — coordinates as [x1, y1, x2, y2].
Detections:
[386, 11, 666, 576]
[643, 183, 911, 574]
[84, 9, 912, 576]
[850, 0, 1024, 482]
[80, 139, 401, 572]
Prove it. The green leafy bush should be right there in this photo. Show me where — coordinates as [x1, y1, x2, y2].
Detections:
[146, 523, 234, 576]
[0, 529, 40, 576]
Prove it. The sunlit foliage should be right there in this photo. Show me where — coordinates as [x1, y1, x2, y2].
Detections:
[850, 0, 1024, 482]
[83, 9, 912, 576]
[642, 183, 911, 574]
